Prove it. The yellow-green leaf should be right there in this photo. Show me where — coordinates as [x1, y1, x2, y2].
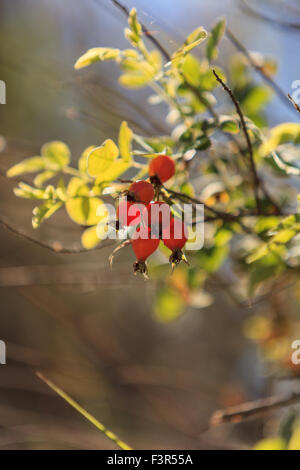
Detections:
[260, 123, 300, 156]
[32, 201, 63, 229]
[172, 27, 207, 63]
[87, 139, 119, 177]
[118, 121, 133, 162]
[7, 157, 45, 177]
[254, 437, 286, 450]
[34, 170, 56, 187]
[41, 141, 71, 169]
[78, 145, 96, 173]
[95, 160, 130, 184]
[67, 177, 89, 197]
[66, 197, 108, 226]
[74, 47, 120, 69]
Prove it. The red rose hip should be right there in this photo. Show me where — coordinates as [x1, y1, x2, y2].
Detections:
[128, 180, 154, 204]
[131, 226, 159, 277]
[162, 217, 188, 266]
[149, 155, 175, 184]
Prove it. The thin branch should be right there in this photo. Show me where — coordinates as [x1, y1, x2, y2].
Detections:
[110, 0, 171, 61]
[288, 94, 300, 114]
[213, 69, 261, 214]
[226, 27, 296, 113]
[0, 217, 108, 254]
[210, 392, 300, 425]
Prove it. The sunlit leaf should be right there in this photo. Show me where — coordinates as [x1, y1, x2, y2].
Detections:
[41, 141, 71, 170]
[254, 437, 286, 450]
[74, 47, 120, 69]
[66, 197, 108, 226]
[260, 123, 300, 156]
[34, 170, 56, 187]
[87, 140, 119, 177]
[81, 224, 109, 249]
[118, 121, 133, 162]
[32, 201, 63, 229]
[7, 157, 45, 177]
[79, 146, 96, 173]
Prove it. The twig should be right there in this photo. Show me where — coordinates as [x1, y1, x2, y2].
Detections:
[110, 0, 170, 61]
[226, 27, 295, 113]
[36, 371, 132, 450]
[213, 69, 261, 214]
[0, 217, 107, 254]
[288, 94, 300, 114]
[210, 392, 300, 425]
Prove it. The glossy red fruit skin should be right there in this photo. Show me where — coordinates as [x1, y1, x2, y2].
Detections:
[162, 217, 188, 251]
[128, 180, 154, 204]
[149, 155, 175, 183]
[117, 200, 143, 227]
[142, 201, 171, 231]
[131, 226, 159, 261]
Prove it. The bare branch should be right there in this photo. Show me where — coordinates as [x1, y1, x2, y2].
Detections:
[226, 28, 297, 114]
[213, 69, 261, 214]
[288, 94, 300, 114]
[210, 392, 300, 425]
[0, 217, 109, 254]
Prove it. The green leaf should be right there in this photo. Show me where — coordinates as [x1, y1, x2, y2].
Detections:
[268, 150, 300, 176]
[65, 197, 108, 226]
[173, 27, 207, 63]
[41, 141, 71, 170]
[206, 18, 226, 62]
[154, 288, 185, 323]
[195, 134, 211, 150]
[242, 85, 271, 115]
[87, 139, 119, 177]
[74, 47, 120, 69]
[248, 253, 285, 297]
[32, 201, 63, 229]
[118, 121, 133, 162]
[219, 115, 239, 134]
[7, 157, 45, 177]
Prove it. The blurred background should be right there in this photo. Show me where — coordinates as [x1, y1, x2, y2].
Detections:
[0, 0, 299, 450]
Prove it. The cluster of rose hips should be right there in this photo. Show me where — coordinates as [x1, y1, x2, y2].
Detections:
[115, 155, 188, 277]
